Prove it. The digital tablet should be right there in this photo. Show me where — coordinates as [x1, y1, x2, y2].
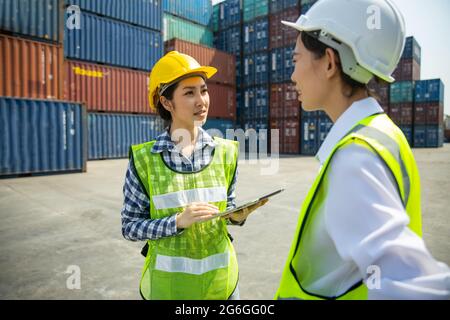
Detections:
[207, 188, 284, 220]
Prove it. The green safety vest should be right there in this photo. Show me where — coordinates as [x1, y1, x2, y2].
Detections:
[130, 137, 239, 300]
[275, 113, 423, 300]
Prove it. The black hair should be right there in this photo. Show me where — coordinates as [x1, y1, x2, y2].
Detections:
[155, 82, 180, 121]
[300, 31, 382, 99]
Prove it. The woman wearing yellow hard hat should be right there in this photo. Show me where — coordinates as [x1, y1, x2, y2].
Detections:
[121, 51, 266, 300]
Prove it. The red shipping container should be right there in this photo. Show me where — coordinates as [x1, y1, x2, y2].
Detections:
[283, 118, 300, 154]
[390, 102, 413, 125]
[392, 58, 420, 81]
[165, 39, 236, 86]
[283, 83, 299, 118]
[206, 83, 236, 120]
[64, 60, 153, 114]
[368, 79, 390, 105]
[270, 84, 284, 118]
[269, 7, 300, 49]
[414, 102, 444, 125]
[0, 34, 63, 100]
[270, 118, 284, 152]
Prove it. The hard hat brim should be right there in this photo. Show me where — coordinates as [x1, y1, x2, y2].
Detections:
[281, 20, 304, 32]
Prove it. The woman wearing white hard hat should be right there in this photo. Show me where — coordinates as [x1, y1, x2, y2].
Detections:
[121, 51, 266, 300]
[276, 0, 450, 299]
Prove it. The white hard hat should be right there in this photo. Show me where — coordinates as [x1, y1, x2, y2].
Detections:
[282, 0, 406, 84]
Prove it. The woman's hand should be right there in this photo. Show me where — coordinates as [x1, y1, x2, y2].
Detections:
[176, 202, 219, 229]
[222, 199, 269, 223]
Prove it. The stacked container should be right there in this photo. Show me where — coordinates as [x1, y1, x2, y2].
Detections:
[63, 0, 165, 160]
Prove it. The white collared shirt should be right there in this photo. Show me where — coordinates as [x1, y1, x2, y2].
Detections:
[297, 97, 450, 299]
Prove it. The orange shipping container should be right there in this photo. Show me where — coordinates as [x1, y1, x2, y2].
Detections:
[165, 38, 236, 86]
[207, 83, 236, 120]
[64, 60, 154, 114]
[0, 34, 63, 100]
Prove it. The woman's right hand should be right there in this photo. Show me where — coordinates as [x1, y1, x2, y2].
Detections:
[175, 202, 219, 229]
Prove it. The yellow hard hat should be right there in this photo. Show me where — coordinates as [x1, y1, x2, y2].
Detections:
[148, 51, 218, 111]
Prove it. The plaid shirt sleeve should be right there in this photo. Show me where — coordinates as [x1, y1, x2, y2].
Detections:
[121, 159, 181, 241]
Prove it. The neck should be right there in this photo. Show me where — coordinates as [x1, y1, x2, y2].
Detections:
[169, 121, 198, 146]
[324, 88, 369, 123]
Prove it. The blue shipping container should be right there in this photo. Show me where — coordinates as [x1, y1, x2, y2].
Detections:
[202, 119, 235, 139]
[415, 79, 445, 103]
[244, 52, 269, 86]
[243, 17, 269, 54]
[270, 0, 299, 13]
[301, 116, 319, 155]
[163, 0, 212, 26]
[318, 115, 333, 145]
[88, 113, 164, 160]
[413, 125, 444, 148]
[271, 46, 294, 83]
[214, 25, 241, 56]
[216, 0, 241, 30]
[64, 11, 163, 71]
[399, 125, 413, 147]
[65, 0, 162, 31]
[0, 97, 87, 177]
[243, 86, 269, 119]
[0, 0, 60, 42]
[402, 36, 421, 65]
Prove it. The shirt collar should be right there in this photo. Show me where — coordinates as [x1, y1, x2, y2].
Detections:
[316, 97, 384, 164]
[151, 126, 216, 154]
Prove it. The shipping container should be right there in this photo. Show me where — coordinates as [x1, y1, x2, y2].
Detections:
[300, 2, 316, 15]
[318, 115, 333, 145]
[243, 0, 269, 22]
[211, 4, 220, 32]
[389, 102, 413, 125]
[243, 85, 269, 119]
[402, 36, 421, 65]
[243, 17, 269, 54]
[282, 117, 300, 154]
[390, 81, 415, 103]
[165, 38, 236, 86]
[202, 118, 235, 139]
[270, 0, 299, 13]
[269, 7, 300, 49]
[399, 125, 413, 147]
[413, 125, 444, 148]
[367, 79, 390, 106]
[270, 83, 299, 119]
[301, 116, 318, 155]
[64, 11, 163, 71]
[0, 0, 60, 42]
[0, 34, 63, 100]
[65, 0, 163, 31]
[415, 79, 445, 103]
[207, 83, 237, 120]
[270, 46, 294, 83]
[88, 113, 164, 160]
[0, 97, 87, 177]
[163, 13, 213, 47]
[414, 102, 444, 126]
[214, 25, 241, 56]
[64, 60, 152, 114]
[244, 52, 269, 86]
[216, 0, 241, 30]
[163, 0, 212, 26]
[392, 58, 420, 82]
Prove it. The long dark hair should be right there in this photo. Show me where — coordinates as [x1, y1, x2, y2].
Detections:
[155, 82, 179, 121]
[300, 31, 383, 99]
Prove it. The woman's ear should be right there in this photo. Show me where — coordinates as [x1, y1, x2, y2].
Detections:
[324, 47, 340, 79]
[160, 96, 173, 112]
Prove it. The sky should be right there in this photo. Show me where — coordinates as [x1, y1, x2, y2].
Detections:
[211, 0, 450, 116]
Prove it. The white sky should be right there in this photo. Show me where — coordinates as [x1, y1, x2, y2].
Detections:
[211, 0, 450, 115]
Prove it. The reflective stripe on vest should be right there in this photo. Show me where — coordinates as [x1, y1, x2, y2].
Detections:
[155, 252, 230, 275]
[152, 186, 228, 210]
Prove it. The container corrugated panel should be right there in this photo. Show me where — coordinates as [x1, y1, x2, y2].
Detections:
[217, 0, 241, 30]
[270, 46, 294, 83]
[392, 58, 420, 82]
[390, 81, 415, 103]
[163, 13, 213, 47]
[318, 115, 333, 145]
[0, 97, 87, 176]
[269, 7, 300, 49]
[65, 0, 163, 31]
[270, 0, 299, 13]
[244, 52, 269, 86]
[243, 0, 269, 22]
[282, 117, 300, 154]
[270, 83, 299, 119]
[243, 85, 269, 119]
[0, 35, 63, 100]
[301, 116, 319, 155]
[165, 38, 236, 86]
[389, 102, 413, 125]
[163, 0, 212, 26]
[413, 125, 443, 148]
[243, 17, 269, 54]
[414, 102, 444, 126]
[211, 4, 220, 32]
[415, 79, 445, 103]
[88, 113, 164, 160]
[367, 79, 390, 105]
[202, 118, 235, 139]
[64, 60, 153, 114]
[399, 125, 413, 146]
[207, 83, 236, 120]
[214, 25, 241, 56]
[64, 11, 163, 71]
[402, 36, 421, 65]
[0, 0, 60, 42]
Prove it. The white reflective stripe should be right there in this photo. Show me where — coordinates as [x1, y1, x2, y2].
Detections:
[152, 186, 227, 210]
[155, 252, 229, 275]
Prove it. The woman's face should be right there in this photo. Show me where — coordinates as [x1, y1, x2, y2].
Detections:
[291, 34, 328, 111]
[163, 76, 210, 127]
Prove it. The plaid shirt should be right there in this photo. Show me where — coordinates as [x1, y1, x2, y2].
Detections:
[121, 127, 239, 241]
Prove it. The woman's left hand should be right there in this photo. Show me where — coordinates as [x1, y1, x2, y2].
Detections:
[222, 198, 269, 223]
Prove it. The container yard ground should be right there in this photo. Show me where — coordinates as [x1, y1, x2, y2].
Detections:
[1, 145, 449, 300]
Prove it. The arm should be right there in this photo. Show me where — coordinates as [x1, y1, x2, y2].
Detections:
[325, 143, 450, 299]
